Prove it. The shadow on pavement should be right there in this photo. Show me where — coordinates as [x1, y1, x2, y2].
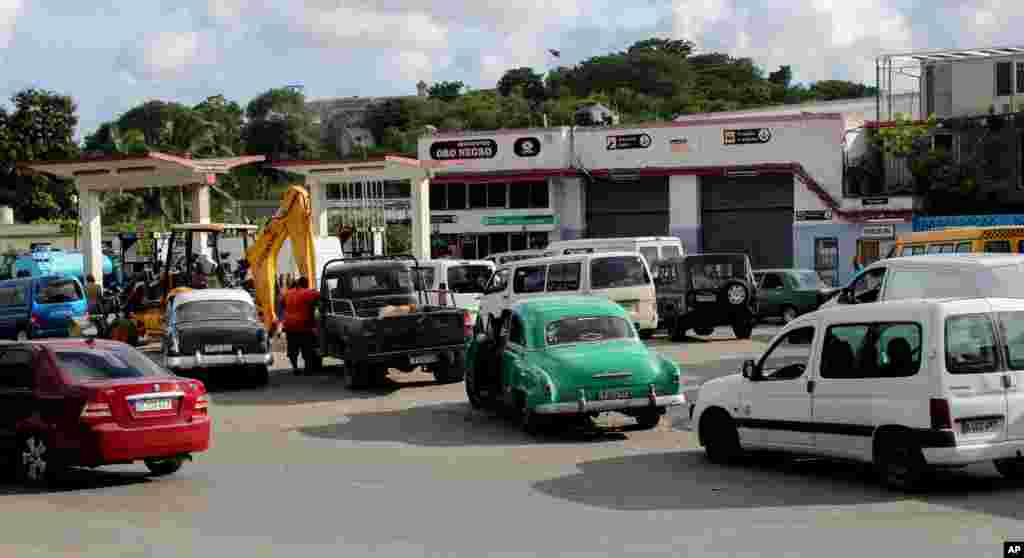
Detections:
[207, 368, 439, 407]
[0, 468, 152, 496]
[297, 401, 636, 447]
[532, 450, 1024, 515]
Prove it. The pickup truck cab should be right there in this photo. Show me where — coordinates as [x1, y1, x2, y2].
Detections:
[319, 256, 472, 389]
[692, 297, 1024, 491]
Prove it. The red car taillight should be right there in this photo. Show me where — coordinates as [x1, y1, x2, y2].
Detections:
[30, 313, 40, 327]
[194, 394, 210, 414]
[80, 390, 113, 423]
[930, 398, 952, 430]
[463, 310, 473, 338]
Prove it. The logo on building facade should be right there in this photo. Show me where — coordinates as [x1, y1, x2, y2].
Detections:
[723, 128, 772, 145]
[606, 133, 652, 150]
[513, 137, 541, 157]
[429, 139, 497, 160]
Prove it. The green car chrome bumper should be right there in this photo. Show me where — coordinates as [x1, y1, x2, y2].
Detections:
[533, 390, 687, 415]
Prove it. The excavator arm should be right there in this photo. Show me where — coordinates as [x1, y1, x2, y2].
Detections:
[245, 185, 318, 330]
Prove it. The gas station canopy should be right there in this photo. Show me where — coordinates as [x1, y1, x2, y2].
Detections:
[269, 155, 454, 180]
[21, 152, 267, 190]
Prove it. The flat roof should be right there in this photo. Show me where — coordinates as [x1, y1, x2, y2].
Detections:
[879, 45, 1024, 63]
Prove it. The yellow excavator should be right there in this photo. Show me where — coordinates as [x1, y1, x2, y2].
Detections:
[245, 184, 320, 331]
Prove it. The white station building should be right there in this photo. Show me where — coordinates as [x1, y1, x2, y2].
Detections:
[415, 106, 915, 286]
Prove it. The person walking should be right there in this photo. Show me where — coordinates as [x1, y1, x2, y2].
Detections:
[282, 276, 320, 376]
[84, 274, 103, 315]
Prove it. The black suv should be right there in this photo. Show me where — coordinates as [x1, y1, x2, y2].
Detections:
[654, 253, 759, 341]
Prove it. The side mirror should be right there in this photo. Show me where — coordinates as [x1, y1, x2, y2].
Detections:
[741, 359, 756, 379]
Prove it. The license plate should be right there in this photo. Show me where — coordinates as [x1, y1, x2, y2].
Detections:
[695, 294, 716, 302]
[410, 353, 439, 365]
[135, 398, 174, 412]
[598, 388, 633, 401]
[960, 417, 1002, 435]
[205, 344, 233, 354]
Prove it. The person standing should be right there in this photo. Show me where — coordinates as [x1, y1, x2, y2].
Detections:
[282, 276, 320, 375]
[84, 274, 103, 315]
[852, 255, 864, 274]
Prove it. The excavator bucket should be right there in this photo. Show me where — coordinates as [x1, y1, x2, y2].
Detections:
[245, 185, 317, 330]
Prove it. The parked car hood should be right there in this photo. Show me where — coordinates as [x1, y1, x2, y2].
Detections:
[533, 340, 663, 388]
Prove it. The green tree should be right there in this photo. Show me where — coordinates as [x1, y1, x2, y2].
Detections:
[497, 68, 546, 105]
[0, 89, 80, 221]
[242, 87, 321, 161]
[428, 81, 465, 102]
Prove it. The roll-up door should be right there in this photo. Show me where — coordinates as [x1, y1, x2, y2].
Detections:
[701, 174, 794, 268]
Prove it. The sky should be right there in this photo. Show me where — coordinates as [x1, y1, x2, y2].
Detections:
[0, 0, 1022, 141]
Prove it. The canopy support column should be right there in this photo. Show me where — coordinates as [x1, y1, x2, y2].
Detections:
[307, 179, 328, 237]
[192, 184, 211, 256]
[78, 188, 104, 286]
[410, 175, 431, 261]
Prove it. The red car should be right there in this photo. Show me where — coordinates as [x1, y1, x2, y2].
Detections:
[0, 338, 211, 485]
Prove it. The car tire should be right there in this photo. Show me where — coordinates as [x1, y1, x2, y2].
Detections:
[874, 432, 929, 492]
[700, 410, 742, 464]
[16, 435, 60, 486]
[722, 281, 749, 306]
[248, 365, 269, 387]
[670, 320, 687, 342]
[733, 321, 753, 340]
[432, 352, 466, 384]
[994, 458, 1024, 480]
[781, 305, 798, 324]
[465, 361, 486, 409]
[638, 329, 655, 340]
[145, 456, 185, 477]
[634, 410, 662, 430]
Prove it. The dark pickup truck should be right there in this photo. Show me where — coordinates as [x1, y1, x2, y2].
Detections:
[318, 256, 472, 389]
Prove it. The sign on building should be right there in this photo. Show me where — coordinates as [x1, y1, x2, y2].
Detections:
[513, 137, 541, 157]
[862, 224, 895, 239]
[606, 133, 652, 150]
[723, 128, 772, 145]
[429, 139, 498, 160]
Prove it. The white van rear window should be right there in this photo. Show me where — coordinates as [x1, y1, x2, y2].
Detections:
[590, 256, 650, 289]
[945, 314, 999, 374]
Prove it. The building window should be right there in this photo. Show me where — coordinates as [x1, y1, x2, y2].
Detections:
[430, 184, 446, 211]
[531, 181, 549, 208]
[469, 184, 487, 209]
[447, 183, 467, 210]
[814, 237, 839, 287]
[529, 232, 549, 249]
[489, 233, 509, 254]
[487, 183, 507, 208]
[325, 183, 341, 200]
[997, 61, 1013, 96]
[509, 183, 530, 209]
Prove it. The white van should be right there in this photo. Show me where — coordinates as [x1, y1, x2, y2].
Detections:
[692, 298, 1024, 490]
[546, 237, 684, 268]
[278, 237, 344, 283]
[412, 259, 495, 319]
[478, 251, 658, 338]
[822, 254, 1024, 308]
[485, 249, 554, 266]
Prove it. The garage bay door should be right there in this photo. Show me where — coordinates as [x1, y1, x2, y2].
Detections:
[586, 176, 670, 238]
[701, 174, 794, 268]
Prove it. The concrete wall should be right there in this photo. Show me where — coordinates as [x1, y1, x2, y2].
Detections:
[668, 175, 700, 253]
[794, 221, 912, 286]
[931, 57, 1024, 118]
[554, 177, 585, 240]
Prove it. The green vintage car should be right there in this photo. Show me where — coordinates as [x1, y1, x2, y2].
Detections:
[464, 295, 686, 433]
[753, 269, 839, 324]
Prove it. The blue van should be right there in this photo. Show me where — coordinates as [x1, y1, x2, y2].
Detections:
[0, 275, 88, 340]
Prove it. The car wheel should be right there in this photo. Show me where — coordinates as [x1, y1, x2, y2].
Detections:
[465, 361, 486, 410]
[17, 435, 59, 486]
[781, 305, 798, 324]
[670, 320, 687, 342]
[874, 432, 929, 491]
[248, 365, 269, 387]
[16, 329, 28, 342]
[994, 458, 1024, 480]
[638, 329, 655, 340]
[145, 456, 185, 477]
[432, 352, 466, 384]
[634, 410, 662, 430]
[724, 282, 749, 305]
[517, 392, 545, 436]
[733, 321, 753, 340]
[700, 410, 742, 464]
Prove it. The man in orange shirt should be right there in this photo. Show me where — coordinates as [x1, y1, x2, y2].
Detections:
[283, 276, 321, 375]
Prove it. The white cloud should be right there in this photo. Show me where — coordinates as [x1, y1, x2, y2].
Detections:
[393, 50, 433, 82]
[284, 4, 448, 50]
[0, 0, 23, 50]
[117, 30, 204, 81]
[958, 0, 1024, 45]
[672, 0, 913, 84]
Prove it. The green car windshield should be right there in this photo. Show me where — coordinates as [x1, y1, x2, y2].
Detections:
[687, 255, 748, 289]
[544, 316, 634, 346]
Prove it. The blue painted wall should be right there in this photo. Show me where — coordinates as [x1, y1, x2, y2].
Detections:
[913, 214, 1024, 231]
[794, 221, 912, 287]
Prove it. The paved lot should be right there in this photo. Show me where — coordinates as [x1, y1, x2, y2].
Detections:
[2, 323, 1023, 557]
